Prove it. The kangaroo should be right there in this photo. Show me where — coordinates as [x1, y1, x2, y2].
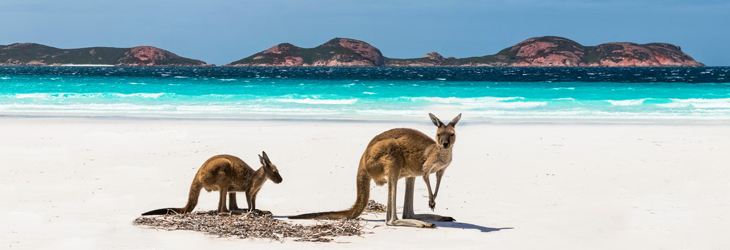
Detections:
[289, 113, 461, 228]
[142, 151, 282, 216]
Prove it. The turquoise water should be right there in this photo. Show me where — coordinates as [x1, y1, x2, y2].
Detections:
[2, 68, 730, 120]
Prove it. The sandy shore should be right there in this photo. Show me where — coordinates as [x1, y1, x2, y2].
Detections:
[1, 117, 729, 249]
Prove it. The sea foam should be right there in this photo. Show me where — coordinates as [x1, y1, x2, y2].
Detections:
[658, 98, 730, 108]
[5, 92, 168, 99]
[410, 97, 547, 109]
[607, 99, 646, 106]
[275, 98, 358, 105]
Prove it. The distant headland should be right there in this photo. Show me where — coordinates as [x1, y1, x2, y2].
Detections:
[1, 36, 704, 67]
[0, 43, 211, 66]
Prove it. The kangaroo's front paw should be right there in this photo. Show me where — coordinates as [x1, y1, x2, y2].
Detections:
[428, 199, 436, 211]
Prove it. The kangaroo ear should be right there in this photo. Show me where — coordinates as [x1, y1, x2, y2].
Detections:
[259, 154, 266, 166]
[448, 113, 462, 127]
[262, 151, 271, 164]
[429, 113, 443, 127]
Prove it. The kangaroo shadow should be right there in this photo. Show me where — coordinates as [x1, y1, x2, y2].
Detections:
[273, 215, 511, 233]
[431, 221, 512, 233]
[351, 218, 512, 233]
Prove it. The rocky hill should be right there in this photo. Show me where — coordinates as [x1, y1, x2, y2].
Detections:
[228, 38, 385, 66]
[0, 43, 210, 66]
[449, 36, 704, 67]
[229, 36, 703, 67]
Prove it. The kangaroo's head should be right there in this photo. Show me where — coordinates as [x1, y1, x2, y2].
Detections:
[259, 151, 282, 184]
[429, 113, 462, 149]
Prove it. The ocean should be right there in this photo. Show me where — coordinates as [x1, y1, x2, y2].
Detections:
[1, 66, 730, 121]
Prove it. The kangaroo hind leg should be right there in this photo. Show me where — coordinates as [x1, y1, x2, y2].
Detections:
[229, 193, 239, 211]
[386, 172, 434, 228]
[217, 185, 230, 214]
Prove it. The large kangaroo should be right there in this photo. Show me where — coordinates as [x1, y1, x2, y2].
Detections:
[142, 152, 283, 216]
[290, 113, 461, 228]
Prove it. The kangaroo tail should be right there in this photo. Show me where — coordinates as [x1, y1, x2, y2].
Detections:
[141, 178, 203, 216]
[289, 168, 371, 220]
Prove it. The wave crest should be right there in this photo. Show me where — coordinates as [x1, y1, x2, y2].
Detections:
[409, 97, 546, 109]
[607, 99, 646, 106]
[658, 98, 730, 108]
[4, 92, 168, 99]
[275, 98, 358, 105]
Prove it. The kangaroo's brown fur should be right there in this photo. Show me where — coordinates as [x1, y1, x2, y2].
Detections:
[289, 113, 461, 228]
[142, 152, 282, 216]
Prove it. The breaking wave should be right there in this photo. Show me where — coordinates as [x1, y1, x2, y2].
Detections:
[607, 99, 646, 106]
[409, 97, 547, 109]
[657, 98, 730, 108]
[275, 98, 358, 105]
[3, 92, 169, 99]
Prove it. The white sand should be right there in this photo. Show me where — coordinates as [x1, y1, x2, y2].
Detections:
[1, 117, 729, 249]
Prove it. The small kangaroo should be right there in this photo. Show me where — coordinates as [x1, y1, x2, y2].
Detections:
[290, 113, 461, 228]
[142, 151, 282, 216]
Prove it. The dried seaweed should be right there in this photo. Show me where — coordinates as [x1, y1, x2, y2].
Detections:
[133, 211, 364, 242]
[365, 200, 387, 213]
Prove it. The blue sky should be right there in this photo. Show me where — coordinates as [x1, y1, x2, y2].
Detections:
[1, 0, 728, 65]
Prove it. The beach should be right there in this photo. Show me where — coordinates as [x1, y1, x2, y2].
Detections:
[3, 0, 729, 248]
[2, 116, 729, 249]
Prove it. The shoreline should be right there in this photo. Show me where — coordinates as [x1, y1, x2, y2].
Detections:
[3, 113, 730, 126]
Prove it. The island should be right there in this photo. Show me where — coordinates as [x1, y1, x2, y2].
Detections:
[227, 36, 703, 67]
[0, 43, 211, 66]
